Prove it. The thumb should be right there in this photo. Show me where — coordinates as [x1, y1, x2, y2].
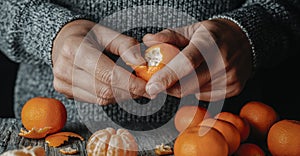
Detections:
[142, 29, 190, 48]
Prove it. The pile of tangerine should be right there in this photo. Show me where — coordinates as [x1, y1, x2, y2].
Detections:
[173, 101, 300, 156]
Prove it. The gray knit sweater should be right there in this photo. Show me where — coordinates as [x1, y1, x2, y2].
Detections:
[0, 0, 299, 127]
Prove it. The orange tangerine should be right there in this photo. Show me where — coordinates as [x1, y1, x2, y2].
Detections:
[131, 43, 180, 81]
[174, 105, 210, 133]
[20, 97, 67, 139]
[200, 118, 241, 155]
[174, 125, 229, 156]
[214, 111, 250, 142]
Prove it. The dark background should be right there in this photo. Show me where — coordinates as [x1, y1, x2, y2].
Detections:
[0, 52, 18, 118]
[0, 50, 299, 120]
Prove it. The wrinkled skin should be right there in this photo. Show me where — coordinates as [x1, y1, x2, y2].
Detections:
[143, 19, 252, 101]
[52, 19, 252, 104]
[52, 20, 147, 105]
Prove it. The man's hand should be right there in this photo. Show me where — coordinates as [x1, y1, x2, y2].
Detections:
[143, 19, 252, 101]
[52, 20, 147, 105]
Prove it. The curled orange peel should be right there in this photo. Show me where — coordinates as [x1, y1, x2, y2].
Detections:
[18, 127, 52, 139]
[45, 132, 84, 147]
[127, 43, 180, 81]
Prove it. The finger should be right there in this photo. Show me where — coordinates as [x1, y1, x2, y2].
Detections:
[166, 63, 211, 98]
[92, 25, 145, 65]
[146, 44, 204, 96]
[195, 83, 242, 102]
[142, 22, 203, 48]
[110, 65, 148, 97]
[142, 29, 189, 48]
[54, 76, 115, 105]
[147, 23, 224, 97]
[72, 68, 144, 100]
[53, 56, 115, 99]
[195, 74, 243, 102]
[145, 22, 219, 97]
[72, 85, 116, 105]
[195, 89, 227, 102]
[56, 62, 144, 101]
[74, 45, 147, 97]
[72, 68, 114, 99]
[199, 67, 244, 93]
[52, 55, 74, 84]
[55, 73, 141, 105]
[56, 46, 146, 100]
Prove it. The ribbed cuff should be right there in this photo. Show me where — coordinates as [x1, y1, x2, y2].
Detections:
[19, 1, 88, 66]
[210, 4, 274, 71]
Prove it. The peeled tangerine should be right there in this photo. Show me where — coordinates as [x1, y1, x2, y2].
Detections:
[86, 127, 138, 156]
[132, 43, 180, 81]
[1, 146, 45, 156]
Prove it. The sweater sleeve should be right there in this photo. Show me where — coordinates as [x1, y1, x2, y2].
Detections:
[211, 0, 300, 70]
[0, 0, 87, 66]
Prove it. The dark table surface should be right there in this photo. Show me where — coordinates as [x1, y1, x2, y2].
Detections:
[0, 118, 91, 156]
[0, 118, 178, 156]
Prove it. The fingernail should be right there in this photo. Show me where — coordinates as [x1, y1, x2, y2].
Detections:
[146, 82, 164, 96]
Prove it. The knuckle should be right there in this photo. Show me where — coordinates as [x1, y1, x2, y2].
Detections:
[153, 68, 177, 88]
[96, 68, 112, 83]
[157, 29, 174, 40]
[129, 83, 139, 94]
[53, 79, 61, 92]
[96, 98, 105, 105]
[53, 66, 65, 79]
[185, 50, 199, 68]
[226, 73, 237, 84]
[172, 93, 182, 98]
[167, 88, 182, 98]
[97, 87, 113, 99]
[53, 79, 64, 93]
[64, 94, 73, 99]
[195, 93, 201, 100]
[53, 78, 73, 98]
[230, 83, 243, 96]
[61, 44, 74, 59]
[110, 35, 138, 50]
[97, 98, 113, 106]
[117, 37, 138, 51]
[162, 29, 174, 35]
[131, 94, 140, 99]
[128, 78, 144, 95]
[196, 92, 211, 102]
[126, 37, 139, 45]
[61, 37, 81, 59]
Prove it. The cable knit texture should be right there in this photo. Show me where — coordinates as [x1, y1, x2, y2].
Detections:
[0, 0, 299, 128]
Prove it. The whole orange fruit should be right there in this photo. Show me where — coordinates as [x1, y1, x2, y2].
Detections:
[239, 101, 279, 140]
[132, 43, 180, 81]
[174, 105, 210, 133]
[234, 143, 265, 156]
[267, 119, 300, 156]
[215, 111, 250, 142]
[21, 97, 67, 134]
[200, 118, 241, 155]
[86, 127, 138, 156]
[174, 126, 229, 156]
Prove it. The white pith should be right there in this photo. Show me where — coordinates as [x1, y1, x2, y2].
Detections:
[145, 47, 163, 67]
